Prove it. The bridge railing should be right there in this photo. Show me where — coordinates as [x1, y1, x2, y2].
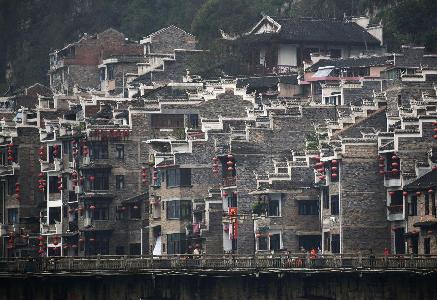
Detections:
[2, 254, 437, 274]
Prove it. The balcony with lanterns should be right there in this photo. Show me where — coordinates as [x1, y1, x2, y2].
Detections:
[378, 153, 402, 187]
[212, 153, 237, 188]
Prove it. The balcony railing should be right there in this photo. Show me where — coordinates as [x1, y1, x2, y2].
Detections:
[2, 255, 437, 274]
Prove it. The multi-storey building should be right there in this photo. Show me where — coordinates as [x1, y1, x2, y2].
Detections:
[1, 22, 437, 258]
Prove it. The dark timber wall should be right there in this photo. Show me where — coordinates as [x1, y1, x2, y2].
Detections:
[1, 272, 436, 300]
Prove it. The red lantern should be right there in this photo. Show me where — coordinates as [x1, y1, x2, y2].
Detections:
[379, 157, 385, 162]
[379, 170, 385, 175]
[389, 191, 396, 196]
[227, 160, 233, 166]
[391, 169, 399, 174]
[331, 166, 337, 172]
[89, 205, 96, 210]
[392, 155, 399, 160]
[227, 153, 233, 159]
[53, 239, 58, 246]
[319, 175, 326, 180]
[428, 189, 434, 194]
[403, 191, 408, 197]
[121, 206, 126, 212]
[314, 156, 320, 162]
[433, 166, 437, 171]
[255, 233, 261, 239]
[315, 162, 324, 168]
[89, 176, 95, 182]
[433, 121, 437, 126]
[331, 173, 338, 179]
[331, 160, 337, 165]
[416, 191, 422, 196]
[434, 135, 437, 140]
[223, 191, 228, 197]
[227, 166, 233, 171]
[79, 238, 85, 243]
[212, 157, 218, 162]
[317, 168, 324, 174]
[37, 236, 44, 241]
[391, 162, 399, 168]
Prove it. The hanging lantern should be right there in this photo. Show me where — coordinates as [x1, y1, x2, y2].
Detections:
[319, 175, 326, 180]
[133, 205, 139, 210]
[428, 189, 434, 194]
[416, 191, 422, 196]
[391, 162, 399, 168]
[317, 168, 324, 173]
[212, 169, 219, 174]
[389, 191, 396, 196]
[37, 236, 44, 241]
[227, 153, 233, 159]
[315, 162, 324, 168]
[38, 249, 44, 254]
[433, 166, 437, 171]
[223, 191, 228, 197]
[331, 160, 337, 165]
[433, 121, 437, 126]
[403, 191, 408, 197]
[331, 166, 338, 172]
[89, 237, 95, 242]
[53, 239, 58, 246]
[379, 170, 385, 176]
[391, 169, 399, 174]
[212, 157, 218, 162]
[314, 156, 320, 162]
[378, 156, 385, 162]
[233, 191, 238, 196]
[79, 238, 85, 243]
[255, 233, 261, 239]
[121, 206, 126, 212]
[89, 205, 96, 210]
[331, 173, 338, 179]
[227, 160, 233, 166]
[227, 166, 233, 171]
[392, 155, 399, 160]
[89, 176, 95, 182]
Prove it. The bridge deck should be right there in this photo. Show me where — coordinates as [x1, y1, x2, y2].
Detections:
[1, 255, 437, 276]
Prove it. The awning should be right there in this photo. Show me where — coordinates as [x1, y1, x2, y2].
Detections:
[313, 67, 334, 78]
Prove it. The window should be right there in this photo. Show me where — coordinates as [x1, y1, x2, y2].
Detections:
[129, 243, 141, 255]
[298, 235, 321, 251]
[298, 201, 319, 215]
[188, 114, 199, 128]
[7, 176, 16, 195]
[331, 234, 340, 253]
[151, 114, 184, 129]
[258, 236, 268, 251]
[88, 171, 109, 191]
[7, 208, 18, 224]
[166, 200, 191, 219]
[115, 246, 125, 255]
[130, 205, 141, 219]
[48, 176, 59, 194]
[425, 194, 430, 215]
[166, 168, 191, 187]
[424, 238, 431, 255]
[268, 199, 280, 217]
[409, 195, 418, 216]
[89, 142, 108, 159]
[322, 188, 329, 209]
[116, 175, 125, 190]
[115, 144, 124, 159]
[270, 234, 281, 251]
[107, 65, 114, 80]
[167, 233, 186, 254]
[99, 68, 106, 81]
[331, 195, 339, 215]
[93, 207, 109, 220]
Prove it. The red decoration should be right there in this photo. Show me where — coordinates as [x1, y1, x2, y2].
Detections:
[89, 205, 96, 210]
[331, 159, 337, 165]
[389, 191, 396, 196]
[223, 191, 228, 197]
[403, 191, 408, 197]
[428, 189, 434, 194]
[416, 191, 422, 196]
[331, 173, 338, 179]
[89, 176, 95, 182]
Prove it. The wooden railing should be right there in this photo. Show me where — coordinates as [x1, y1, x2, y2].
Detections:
[1, 254, 437, 274]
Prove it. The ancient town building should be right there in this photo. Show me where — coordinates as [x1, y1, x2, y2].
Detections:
[1, 23, 437, 257]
